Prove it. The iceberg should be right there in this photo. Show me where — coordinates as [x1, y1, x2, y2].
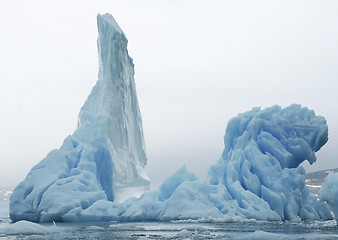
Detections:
[319, 172, 338, 224]
[206, 105, 332, 221]
[10, 13, 149, 223]
[73, 105, 331, 222]
[10, 13, 333, 223]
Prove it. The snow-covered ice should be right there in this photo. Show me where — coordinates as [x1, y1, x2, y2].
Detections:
[319, 172, 338, 224]
[9, 13, 334, 224]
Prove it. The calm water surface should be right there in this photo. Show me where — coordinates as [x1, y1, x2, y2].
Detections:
[1, 217, 338, 239]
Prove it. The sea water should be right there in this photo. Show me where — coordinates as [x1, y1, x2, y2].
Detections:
[1, 204, 338, 240]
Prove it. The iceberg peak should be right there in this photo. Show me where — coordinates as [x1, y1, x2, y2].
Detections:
[10, 13, 149, 222]
[97, 13, 124, 36]
[78, 13, 149, 190]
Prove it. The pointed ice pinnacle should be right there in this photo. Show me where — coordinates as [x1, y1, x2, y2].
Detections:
[10, 13, 149, 222]
[79, 13, 150, 194]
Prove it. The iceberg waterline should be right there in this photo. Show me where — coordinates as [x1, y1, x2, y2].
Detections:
[10, 13, 333, 223]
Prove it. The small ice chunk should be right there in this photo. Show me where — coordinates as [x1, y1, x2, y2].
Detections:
[319, 172, 338, 224]
[0, 220, 52, 235]
[175, 229, 191, 238]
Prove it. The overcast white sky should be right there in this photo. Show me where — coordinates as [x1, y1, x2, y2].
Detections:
[0, 0, 337, 189]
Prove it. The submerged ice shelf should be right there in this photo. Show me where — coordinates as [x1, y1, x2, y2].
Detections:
[10, 13, 334, 223]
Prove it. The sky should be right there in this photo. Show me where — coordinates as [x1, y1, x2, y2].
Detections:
[0, 0, 337, 189]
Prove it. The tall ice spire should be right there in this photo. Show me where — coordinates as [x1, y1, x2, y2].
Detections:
[10, 13, 149, 223]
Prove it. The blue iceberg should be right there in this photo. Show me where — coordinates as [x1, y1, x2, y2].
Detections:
[319, 172, 338, 224]
[10, 13, 333, 223]
[207, 105, 332, 221]
[10, 13, 149, 223]
[73, 105, 332, 222]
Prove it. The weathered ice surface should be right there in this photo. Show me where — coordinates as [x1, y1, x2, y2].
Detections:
[52, 105, 332, 222]
[10, 12, 333, 223]
[319, 172, 338, 224]
[10, 13, 149, 223]
[206, 105, 332, 221]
